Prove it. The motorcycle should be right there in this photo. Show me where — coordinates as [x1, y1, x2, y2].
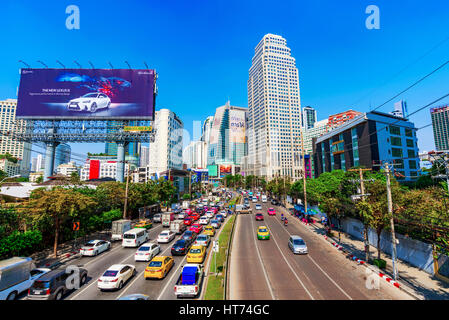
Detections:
[284, 219, 288, 226]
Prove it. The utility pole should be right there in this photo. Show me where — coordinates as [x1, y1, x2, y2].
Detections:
[123, 161, 130, 219]
[299, 129, 307, 213]
[349, 167, 373, 262]
[385, 162, 398, 281]
[189, 170, 192, 199]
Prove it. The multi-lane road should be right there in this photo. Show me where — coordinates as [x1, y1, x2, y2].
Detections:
[228, 199, 413, 300]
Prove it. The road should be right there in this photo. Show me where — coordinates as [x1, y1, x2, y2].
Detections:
[229, 198, 413, 300]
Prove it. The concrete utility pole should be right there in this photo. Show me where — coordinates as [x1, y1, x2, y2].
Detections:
[385, 162, 398, 281]
[123, 162, 130, 219]
[189, 171, 192, 199]
[300, 129, 307, 213]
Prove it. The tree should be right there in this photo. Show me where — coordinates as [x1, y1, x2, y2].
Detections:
[36, 175, 43, 183]
[29, 187, 97, 257]
[95, 181, 126, 212]
[70, 171, 81, 185]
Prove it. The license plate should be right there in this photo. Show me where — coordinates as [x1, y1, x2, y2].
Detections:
[103, 280, 110, 283]
[34, 290, 42, 294]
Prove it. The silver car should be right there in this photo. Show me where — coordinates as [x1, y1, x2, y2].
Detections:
[153, 213, 162, 223]
[288, 235, 308, 254]
[194, 234, 210, 247]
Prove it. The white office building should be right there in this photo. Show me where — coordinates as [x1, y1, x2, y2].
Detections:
[140, 145, 150, 167]
[243, 34, 302, 180]
[56, 161, 78, 176]
[0, 99, 31, 176]
[183, 140, 207, 169]
[149, 109, 184, 173]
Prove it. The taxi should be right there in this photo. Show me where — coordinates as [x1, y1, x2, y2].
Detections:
[257, 226, 270, 240]
[144, 256, 174, 279]
[134, 219, 153, 230]
[186, 245, 207, 263]
[203, 225, 216, 237]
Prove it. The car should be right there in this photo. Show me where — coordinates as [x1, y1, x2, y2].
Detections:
[67, 92, 111, 112]
[288, 236, 308, 254]
[220, 210, 228, 218]
[152, 213, 162, 223]
[255, 204, 262, 210]
[191, 213, 200, 221]
[134, 219, 153, 230]
[157, 230, 176, 243]
[144, 256, 174, 279]
[255, 213, 264, 221]
[267, 208, 276, 216]
[79, 240, 111, 256]
[252, 197, 258, 203]
[189, 223, 203, 234]
[117, 294, 150, 300]
[210, 219, 221, 229]
[271, 199, 279, 206]
[257, 226, 270, 240]
[171, 239, 192, 256]
[194, 234, 210, 247]
[186, 245, 207, 263]
[199, 216, 209, 225]
[206, 210, 215, 218]
[177, 213, 186, 220]
[215, 214, 224, 222]
[203, 225, 215, 236]
[184, 217, 193, 226]
[182, 230, 197, 241]
[98, 264, 136, 291]
[134, 243, 161, 262]
[27, 267, 88, 300]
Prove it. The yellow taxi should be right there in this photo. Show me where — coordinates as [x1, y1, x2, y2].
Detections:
[203, 225, 216, 237]
[186, 245, 207, 263]
[257, 226, 270, 240]
[144, 256, 174, 279]
[134, 219, 153, 230]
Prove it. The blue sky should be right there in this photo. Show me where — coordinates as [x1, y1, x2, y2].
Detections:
[1, 0, 449, 164]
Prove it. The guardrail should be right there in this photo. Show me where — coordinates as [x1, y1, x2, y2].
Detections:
[224, 192, 241, 300]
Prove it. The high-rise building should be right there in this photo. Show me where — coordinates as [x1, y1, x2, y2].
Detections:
[31, 157, 38, 172]
[148, 109, 184, 173]
[431, 105, 449, 151]
[140, 145, 149, 167]
[0, 99, 31, 176]
[104, 120, 140, 158]
[314, 111, 420, 181]
[183, 140, 207, 169]
[244, 34, 302, 179]
[303, 106, 317, 129]
[391, 100, 408, 118]
[207, 102, 247, 166]
[54, 143, 71, 168]
[36, 154, 44, 172]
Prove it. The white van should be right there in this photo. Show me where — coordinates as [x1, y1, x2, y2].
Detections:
[261, 195, 267, 203]
[122, 229, 149, 247]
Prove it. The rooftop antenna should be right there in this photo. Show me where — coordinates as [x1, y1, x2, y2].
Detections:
[73, 60, 82, 69]
[125, 61, 132, 69]
[18, 60, 31, 68]
[56, 60, 66, 69]
[88, 61, 95, 69]
[143, 61, 149, 69]
[37, 60, 48, 68]
[108, 61, 114, 69]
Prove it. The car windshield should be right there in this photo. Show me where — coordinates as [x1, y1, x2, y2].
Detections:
[32, 280, 50, 289]
[138, 246, 150, 251]
[82, 93, 98, 98]
[190, 248, 201, 254]
[148, 261, 162, 267]
[103, 270, 118, 277]
[293, 239, 305, 245]
[259, 228, 267, 232]
[175, 241, 186, 247]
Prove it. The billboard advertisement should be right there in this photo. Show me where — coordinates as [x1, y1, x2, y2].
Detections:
[219, 164, 232, 177]
[209, 106, 225, 145]
[208, 165, 218, 177]
[229, 109, 246, 143]
[16, 68, 155, 120]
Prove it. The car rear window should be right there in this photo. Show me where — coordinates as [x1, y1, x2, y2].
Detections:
[293, 239, 305, 245]
[139, 246, 150, 251]
[211, 220, 218, 223]
[83, 243, 95, 247]
[197, 236, 207, 241]
[32, 280, 50, 289]
[190, 248, 201, 254]
[103, 270, 118, 277]
[123, 234, 136, 239]
[259, 228, 267, 232]
[149, 261, 162, 267]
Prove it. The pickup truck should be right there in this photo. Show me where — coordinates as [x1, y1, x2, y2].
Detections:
[235, 204, 252, 214]
[174, 264, 204, 298]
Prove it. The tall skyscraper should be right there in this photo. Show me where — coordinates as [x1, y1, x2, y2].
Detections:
[148, 109, 184, 173]
[0, 99, 31, 175]
[391, 100, 408, 118]
[303, 106, 317, 129]
[54, 143, 71, 168]
[140, 145, 149, 167]
[431, 105, 449, 151]
[244, 34, 302, 179]
[207, 102, 247, 166]
[105, 120, 140, 157]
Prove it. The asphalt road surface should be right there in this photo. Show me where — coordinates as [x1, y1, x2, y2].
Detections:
[228, 199, 413, 300]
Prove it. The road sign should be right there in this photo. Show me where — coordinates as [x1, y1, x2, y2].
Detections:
[73, 222, 80, 231]
[213, 241, 219, 253]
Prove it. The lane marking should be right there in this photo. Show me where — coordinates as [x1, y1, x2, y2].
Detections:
[250, 214, 276, 300]
[157, 253, 187, 300]
[272, 212, 353, 300]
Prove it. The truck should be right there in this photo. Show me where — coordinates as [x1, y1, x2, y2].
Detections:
[170, 219, 186, 234]
[162, 212, 175, 227]
[173, 264, 204, 298]
[111, 219, 132, 241]
[0, 257, 50, 300]
[235, 204, 252, 214]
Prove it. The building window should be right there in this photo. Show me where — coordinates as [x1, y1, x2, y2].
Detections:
[391, 148, 403, 157]
[406, 139, 414, 148]
[389, 126, 401, 135]
[391, 137, 402, 146]
[407, 149, 416, 158]
[405, 128, 413, 137]
[409, 160, 417, 169]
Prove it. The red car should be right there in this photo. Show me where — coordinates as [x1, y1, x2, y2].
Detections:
[191, 213, 200, 221]
[189, 223, 203, 234]
[267, 208, 276, 216]
[255, 213, 264, 221]
[184, 217, 193, 226]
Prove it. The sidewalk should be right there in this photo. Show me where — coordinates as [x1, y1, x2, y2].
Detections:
[285, 203, 449, 300]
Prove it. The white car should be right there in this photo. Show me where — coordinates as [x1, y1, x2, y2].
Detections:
[177, 213, 185, 220]
[157, 230, 175, 243]
[98, 264, 136, 291]
[79, 240, 111, 256]
[255, 204, 262, 210]
[220, 210, 228, 218]
[153, 213, 162, 223]
[199, 216, 209, 225]
[206, 211, 214, 218]
[68, 92, 111, 112]
[194, 234, 210, 247]
[134, 242, 161, 262]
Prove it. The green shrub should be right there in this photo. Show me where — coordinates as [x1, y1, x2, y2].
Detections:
[0, 230, 43, 259]
[373, 258, 386, 269]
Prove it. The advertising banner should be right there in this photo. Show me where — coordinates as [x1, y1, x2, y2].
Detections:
[229, 109, 246, 143]
[209, 106, 225, 144]
[208, 165, 218, 177]
[219, 164, 232, 177]
[16, 68, 155, 120]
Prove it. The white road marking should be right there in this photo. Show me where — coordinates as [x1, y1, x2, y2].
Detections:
[250, 215, 276, 300]
[272, 213, 353, 300]
[157, 253, 187, 300]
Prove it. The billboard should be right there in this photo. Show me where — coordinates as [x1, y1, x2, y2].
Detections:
[219, 164, 232, 177]
[209, 106, 225, 144]
[229, 109, 246, 143]
[208, 165, 218, 177]
[16, 68, 155, 120]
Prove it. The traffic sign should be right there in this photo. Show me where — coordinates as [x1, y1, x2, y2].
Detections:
[212, 241, 219, 253]
[73, 222, 80, 231]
